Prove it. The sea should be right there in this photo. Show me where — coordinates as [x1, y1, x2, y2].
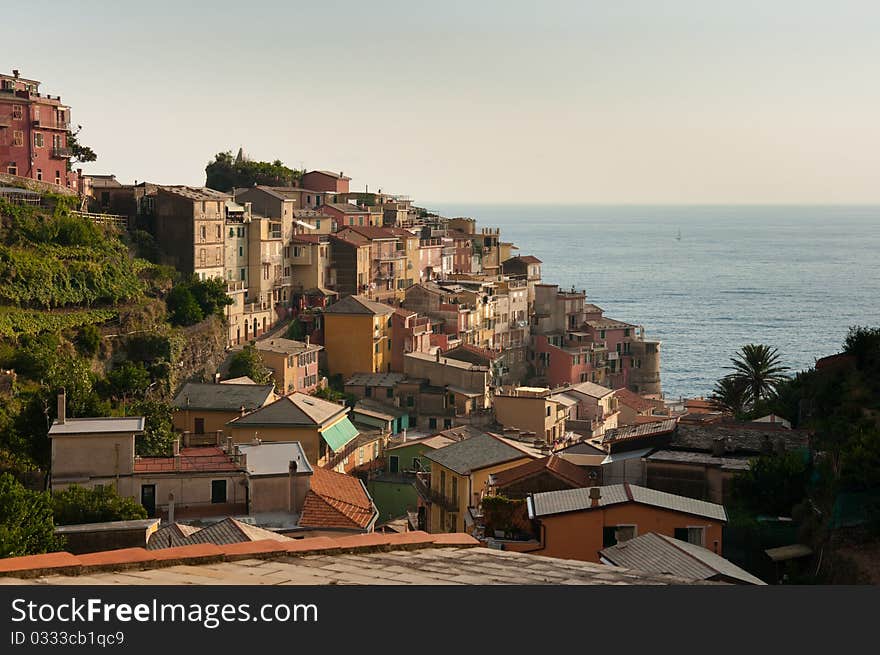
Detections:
[428, 204, 880, 401]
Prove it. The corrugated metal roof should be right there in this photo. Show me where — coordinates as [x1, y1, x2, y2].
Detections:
[601, 447, 654, 465]
[49, 417, 145, 436]
[530, 483, 727, 521]
[600, 533, 765, 585]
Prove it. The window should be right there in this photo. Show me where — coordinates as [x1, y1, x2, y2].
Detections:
[600, 330, 606, 339]
[603, 525, 636, 547]
[12, 105, 22, 120]
[315, 219, 321, 229]
[451, 476, 458, 502]
[211, 480, 227, 504]
[406, 395, 414, 408]
[365, 386, 373, 397]
[200, 225, 207, 241]
[34, 132, 43, 148]
[429, 417, 437, 429]
[387, 339, 392, 351]
[13, 130, 23, 146]
[386, 388, 393, 399]
[444, 419, 452, 428]
[6, 165, 16, 176]
[240, 268, 246, 281]
[216, 225, 221, 239]
[36, 169, 42, 181]
[675, 527, 706, 546]
[389, 455, 399, 473]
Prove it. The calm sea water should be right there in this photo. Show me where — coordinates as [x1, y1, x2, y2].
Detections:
[429, 204, 880, 400]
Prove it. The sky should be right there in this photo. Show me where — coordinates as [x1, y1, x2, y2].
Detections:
[6, 0, 880, 204]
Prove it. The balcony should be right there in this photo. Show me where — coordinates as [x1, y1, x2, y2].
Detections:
[244, 301, 270, 314]
[378, 251, 407, 262]
[273, 276, 292, 287]
[414, 477, 459, 512]
[34, 120, 69, 131]
[51, 146, 71, 158]
[226, 280, 246, 293]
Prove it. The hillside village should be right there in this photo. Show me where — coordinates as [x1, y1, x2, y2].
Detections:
[1, 69, 878, 585]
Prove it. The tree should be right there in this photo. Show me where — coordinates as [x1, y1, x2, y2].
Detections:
[731, 452, 811, 517]
[227, 345, 273, 385]
[130, 399, 175, 457]
[52, 484, 147, 526]
[166, 284, 203, 326]
[188, 277, 233, 319]
[65, 125, 97, 169]
[205, 149, 303, 192]
[0, 473, 63, 558]
[726, 344, 790, 408]
[75, 324, 102, 357]
[106, 361, 152, 399]
[843, 326, 880, 372]
[710, 375, 751, 415]
[285, 318, 306, 341]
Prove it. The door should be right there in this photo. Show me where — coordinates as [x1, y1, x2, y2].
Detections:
[141, 484, 156, 517]
[211, 480, 227, 504]
[194, 417, 205, 434]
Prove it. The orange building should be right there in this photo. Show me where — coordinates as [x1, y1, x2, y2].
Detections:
[522, 483, 727, 563]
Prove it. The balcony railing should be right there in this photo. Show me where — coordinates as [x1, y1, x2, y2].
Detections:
[51, 146, 71, 158]
[226, 280, 246, 293]
[35, 120, 69, 131]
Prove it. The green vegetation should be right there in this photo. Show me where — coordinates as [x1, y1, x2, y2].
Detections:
[205, 149, 304, 192]
[718, 327, 880, 582]
[52, 485, 147, 526]
[227, 345, 273, 385]
[166, 276, 232, 327]
[0, 473, 62, 557]
[285, 318, 306, 341]
[0, 307, 117, 339]
[65, 125, 98, 168]
[714, 344, 790, 412]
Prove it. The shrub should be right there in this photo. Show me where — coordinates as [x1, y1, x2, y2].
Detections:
[52, 484, 147, 526]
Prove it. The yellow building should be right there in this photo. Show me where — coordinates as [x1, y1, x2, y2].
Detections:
[225, 392, 359, 468]
[323, 294, 394, 379]
[171, 381, 277, 442]
[423, 432, 539, 533]
[493, 386, 571, 444]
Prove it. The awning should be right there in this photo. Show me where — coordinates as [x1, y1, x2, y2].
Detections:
[320, 418, 360, 452]
[765, 544, 813, 562]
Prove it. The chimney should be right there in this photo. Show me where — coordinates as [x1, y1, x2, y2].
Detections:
[214, 373, 220, 384]
[435, 350, 441, 362]
[288, 459, 298, 512]
[167, 492, 175, 524]
[173, 439, 181, 471]
[239, 453, 247, 470]
[711, 437, 725, 457]
[305, 334, 310, 346]
[589, 487, 601, 508]
[57, 390, 66, 425]
[13, 69, 19, 78]
[225, 435, 233, 453]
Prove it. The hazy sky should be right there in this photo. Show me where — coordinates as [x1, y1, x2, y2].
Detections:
[7, 1, 880, 203]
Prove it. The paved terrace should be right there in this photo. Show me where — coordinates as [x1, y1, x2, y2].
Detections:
[0, 532, 710, 585]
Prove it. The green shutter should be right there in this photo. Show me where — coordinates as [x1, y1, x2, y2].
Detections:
[320, 418, 359, 452]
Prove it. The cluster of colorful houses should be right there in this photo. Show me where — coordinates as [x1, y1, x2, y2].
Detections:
[2, 70, 810, 584]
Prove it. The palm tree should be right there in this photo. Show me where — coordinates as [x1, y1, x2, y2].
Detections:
[710, 375, 751, 415]
[726, 344, 790, 406]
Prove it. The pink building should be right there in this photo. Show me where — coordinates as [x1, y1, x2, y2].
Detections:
[300, 170, 351, 194]
[391, 308, 433, 372]
[0, 70, 78, 189]
[419, 237, 443, 281]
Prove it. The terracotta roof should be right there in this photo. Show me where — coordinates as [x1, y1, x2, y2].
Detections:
[338, 225, 397, 238]
[308, 170, 352, 181]
[133, 447, 238, 473]
[227, 393, 347, 428]
[493, 454, 590, 489]
[585, 317, 638, 330]
[299, 467, 377, 530]
[290, 234, 324, 244]
[442, 343, 501, 364]
[614, 388, 657, 413]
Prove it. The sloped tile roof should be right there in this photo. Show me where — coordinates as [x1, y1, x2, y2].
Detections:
[493, 454, 590, 489]
[614, 387, 658, 413]
[324, 294, 395, 315]
[299, 468, 377, 530]
[424, 432, 533, 476]
[171, 382, 275, 411]
[147, 519, 290, 550]
[227, 393, 347, 428]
